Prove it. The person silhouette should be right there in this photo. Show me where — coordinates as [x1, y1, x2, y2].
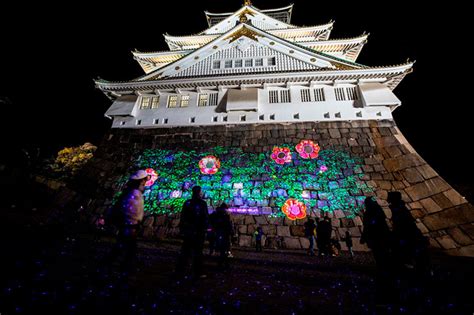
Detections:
[176, 186, 209, 278]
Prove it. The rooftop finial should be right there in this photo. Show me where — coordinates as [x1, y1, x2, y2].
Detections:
[244, 0, 252, 6]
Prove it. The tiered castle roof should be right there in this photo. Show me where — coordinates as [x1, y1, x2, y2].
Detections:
[96, 2, 413, 99]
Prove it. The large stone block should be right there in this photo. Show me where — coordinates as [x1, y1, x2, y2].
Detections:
[401, 168, 424, 184]
[239, 235, 252, 247]
[277, 226, 291, 237]
[282, 237, 302, 249]
[436, 235, 458, 250]
[238, 225, 248, 235]
[290, 225, 305, 237]
[422, 203, 474, 231]
[419, 198, 442, 213]
[261, 224, 277, 235]
[255, 216, 268, 225]
[443, 189, 468, 207]
[405, 177, 451, 201]
[447, 227, 474, 246]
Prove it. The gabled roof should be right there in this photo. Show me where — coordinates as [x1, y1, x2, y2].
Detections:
[205, 4, 294, 26]
[134, 33, 368, 74]
[199, 5, 297, 36]
[137, 22, 363, 82]
[165, 22, 334, 51]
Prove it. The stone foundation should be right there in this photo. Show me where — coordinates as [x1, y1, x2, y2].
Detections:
[78, 120, 474, 256]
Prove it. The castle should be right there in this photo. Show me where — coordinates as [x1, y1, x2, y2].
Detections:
[90, 2, 473, 255]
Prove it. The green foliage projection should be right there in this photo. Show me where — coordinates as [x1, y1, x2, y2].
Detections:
[115, 145, 373, 218]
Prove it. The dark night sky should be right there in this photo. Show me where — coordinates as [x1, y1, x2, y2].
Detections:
[0, 0, 472, 194]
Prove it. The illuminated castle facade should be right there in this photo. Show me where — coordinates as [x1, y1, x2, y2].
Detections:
[92, 2, 474, 256]
[96, 3, 412, 128]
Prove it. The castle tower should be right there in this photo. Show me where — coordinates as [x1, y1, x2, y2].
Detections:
[93, 3, 474, 256]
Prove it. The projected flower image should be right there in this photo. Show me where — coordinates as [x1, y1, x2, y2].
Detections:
[296, 140, 320, 159]
[281, 198, 307, 220]
[199, 155, 221, 174]
[271, 147, 292, 165]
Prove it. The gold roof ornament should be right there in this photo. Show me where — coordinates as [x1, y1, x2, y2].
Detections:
[244, 0, 252, 6]
[224, 25, 260, 43]
[239, 7, 255, 23]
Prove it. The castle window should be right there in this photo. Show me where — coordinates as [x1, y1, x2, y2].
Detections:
[180, 95, 189, 107]
[269, 114, 275, 120]
[280, 89, 291, 103]
[259, 114, 264, 121]
[245, 59, 253, 67]
[153, 118, 159, 124]
[324, 112, 330, 118]
[168, 95, 178, 108]
[190, 117, 196, 123]
[213, 60, 221, 69]
[356, 111, 362, 118]
[376, 112, 382, 117]
[151, 96, 160, 109]
[335, 112, 341, 118]
[269, 90, 279, 103]
[255, 58, 263, 67]
[140, 97, 150, 109]
[235, 59, 243, 68]
[223, 116, 228, 122]
[293, 113, 300, 119]
[267, 57, 276, 66]
[335, 87, 347, 101]
[225, 60, 233, 68]
[300, 89, 311, 102]
[313, 88, 325, 102]
[240, 115, 246, 122]
[163, 118, 168, 124]
[213, 116, 218, 122]
[209, 93, 218, 106]
[120, 121, 126, 126]
[136, 119, 142, 125]
[346, 87, 359, 100]
[198, 94, 208, 106]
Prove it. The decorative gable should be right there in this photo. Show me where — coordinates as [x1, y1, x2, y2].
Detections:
[168, 37, 322, 78]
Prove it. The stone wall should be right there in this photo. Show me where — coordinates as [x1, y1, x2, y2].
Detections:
[80, 120, 474, 256]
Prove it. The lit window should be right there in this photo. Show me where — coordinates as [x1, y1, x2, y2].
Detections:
[235, 60, 243, 68]
[225, 60, 232, 68]
[245, 59, 253, 67]
[255, 58, 263, 66]
[213, 60, 221, 69]
[180, 95, 189, 107]
[346, 87, 359, 100]
[269, 90, 279, 103]
[209, 93, 218, 106]
[198, 94, 208, 106]
[314, 88, 325, 102]
[300, 89, 311, 102]
[140, 97, 150, 109]
[151, 96, 160, 109]
[267, 57, 276, 66]
[335, 87, 347, 101]
[168, 95, 178, 108]
[280, 89, 291, 103]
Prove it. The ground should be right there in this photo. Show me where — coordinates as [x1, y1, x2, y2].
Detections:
[0, 192, 473, 314]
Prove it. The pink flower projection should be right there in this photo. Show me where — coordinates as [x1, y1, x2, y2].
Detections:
[145, 168, 158, 187]
[319, 165, 328, 173]
[199, 155, 221, 174]
[281, 198, 307, 220]
[295, 140, 320, 159]
[271, 147, 292, 165]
